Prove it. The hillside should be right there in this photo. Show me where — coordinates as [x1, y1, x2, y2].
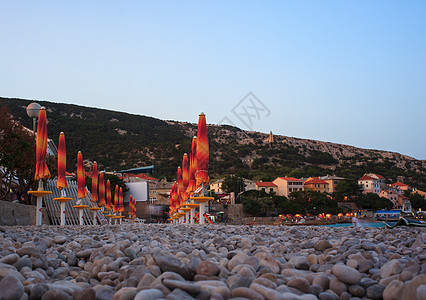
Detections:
[1, 97, 425, 189]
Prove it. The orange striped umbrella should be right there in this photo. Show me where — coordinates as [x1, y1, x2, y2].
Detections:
[98, 172, 106, 207]
[91, 162, 98, 202]
[170, 182, 178, 213]
[119, 187, 124, 213]
[186, 137, 197, 196]
[105, 180, 113, 210]
[77, 151, 87, 199]
[34, 107, 50, 180]
[132, 196, 137, 217]
[113, 185, 119, 213]
[128, 195, 133, 217]
[56, 132, 68, 190]
[182, 153, 189, 201]
[177, 166, 183, 207]
[195, 113, 209, 186]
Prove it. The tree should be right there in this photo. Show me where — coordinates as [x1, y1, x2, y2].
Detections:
[0, 106, 36, 202]
[333, 180, 361, 201]
[355, 193, 393, 210]
[221, 175, 245, 195]
[408, 193, 426, 211]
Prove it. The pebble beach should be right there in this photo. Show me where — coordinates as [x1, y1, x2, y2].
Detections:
[0, 224, 424, 300]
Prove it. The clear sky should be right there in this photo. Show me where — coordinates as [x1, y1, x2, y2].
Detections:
[1, 1, 425, 159]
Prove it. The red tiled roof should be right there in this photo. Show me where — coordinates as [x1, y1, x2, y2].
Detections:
[277, 177, 303, 182]
[391, 182, 408, 187]
[256, 182, 277, 187]
[304, 177, 329, 185]
[371, 173, 385, 179]
[358, 175, 375, 181]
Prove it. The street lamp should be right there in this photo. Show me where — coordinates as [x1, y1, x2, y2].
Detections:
[26, 102, 41, 136]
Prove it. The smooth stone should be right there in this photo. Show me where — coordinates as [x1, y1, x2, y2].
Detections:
[401, 275, 426, 300]
[318, 291, 338, 300]
[358, 260, 374, 273]
[40, 289, 72, 300]
[113, 287, 137, 300]
[329, 277, 347, 296]
[53, 236, 68, 244]
[252, 278, 277, 290]
[314, 240, 332, 252]
[289, 256, 310, 270]
[0, 274, 24, 300]
[287, 277, 311, 294]
[76, 249, 93, 259]
[0, 268, 25, 282]
[228, 253, 249, 271]
[380, 260, 403, 278]
[366, 284, 385, 300]
[250, 282, 284, 300]
[137, 273, 156, 290]
[348, 285, 365, 297]
[134, 288, 164, 300]
[73, 288, 96, 300]
[93, 285, 115, 300]
[29, 283, 49, 300]
[231, 287, 265, 300]
[16, 247, 36, 257]
[312, 274, 330, 290]
[417, 285, 426, 300]
[163, 279, 201, 295]
[153, 252, 191, 280]
[254, 252, 280, 274]
[165, 288, 195, 300]
[0, 254, 20, 265]
[331, 264, 361, 285]
[15, 257, 33, 271]
[196, 261, 220, 277]
[307, 254, 318, 265]
[382, 280, 404, 300]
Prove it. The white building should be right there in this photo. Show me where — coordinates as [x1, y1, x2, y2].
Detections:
[358, 173, 386, 194]
[272, 177, 304, 197]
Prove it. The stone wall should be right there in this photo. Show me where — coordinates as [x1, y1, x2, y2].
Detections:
[0, 200, 49, 225]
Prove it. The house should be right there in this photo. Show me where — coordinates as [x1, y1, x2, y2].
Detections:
[210, 178, 257, 194]
[358, 173, 386, 194]
[379, 190, 399, 207]
[320, 175, 345, 193]
[255, 182, 277, 194]
[148, 179, 173, 205]
[389, 182, 410, 194]
[304, 177, 329, 193]
[272, 177, 304, 197]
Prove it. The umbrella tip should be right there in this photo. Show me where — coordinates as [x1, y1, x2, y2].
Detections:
[199, 112, 205, 116]
[60, 131, 64, 134]
[40, 106, 46, 110]
[78, 150, 82, 153]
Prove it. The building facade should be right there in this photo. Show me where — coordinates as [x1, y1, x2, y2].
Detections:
[304, 177, 329, 193]
[320, 175, 345, 193]
[358, 173, 386, 194]
[272, 177, 304, 197]
[255, 182, 277, 194]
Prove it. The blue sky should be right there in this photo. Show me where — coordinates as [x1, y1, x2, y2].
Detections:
[1, 1, 425, 159]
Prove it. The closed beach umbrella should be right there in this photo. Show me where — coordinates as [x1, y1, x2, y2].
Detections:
[113, 185, 119, 213]
[91, 162, 98, 202]
[169, 182, 177, 213]
[177, 166, 183, 207]
[105, 180, 113, 210]
[195, 113, 209, 186]
[34, 107, 50, 180]
[118, 187, 124, 213]
[77, 151, 87, 199]
[56, 132, 68, 190]
[98, 172, 106, 207]
[186, 137, 197, 196]
[182, 153, 189, 201]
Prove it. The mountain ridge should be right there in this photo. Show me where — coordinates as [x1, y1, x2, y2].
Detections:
[1, 97, 424, 189]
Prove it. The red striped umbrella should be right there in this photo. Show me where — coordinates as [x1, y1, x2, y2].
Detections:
[105, 180, 113, 210]
[177, 166, 183, 207]
[119, 187, 124, 213]
[34, 107, 50, 180]
[182, 153, 189, 201]
[113, 185, 119, 213]
[91, 162, 98, 202]
[77, 151, 87, 199]
[170, 182, 178, 213]
[98, 172, 106, 207]
[56, 132, 68, 190]
[195, 113, 209, 187]
[186, 137, 197, 196]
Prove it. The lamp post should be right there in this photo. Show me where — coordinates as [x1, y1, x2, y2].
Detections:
[26, 103, 41, 136]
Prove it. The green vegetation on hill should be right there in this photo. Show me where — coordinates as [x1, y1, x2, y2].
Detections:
[1, 97, 425, 191]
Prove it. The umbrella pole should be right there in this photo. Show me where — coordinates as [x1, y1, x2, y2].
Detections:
[190, 208, 195, 224]
[199, 203, 205, 225]
[79, 209, 84, 225]
[185, 211, 189, 224]
[93, 211, 97, 225]
[60, 202, 66, 226]
[36, 180, 43, 226]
